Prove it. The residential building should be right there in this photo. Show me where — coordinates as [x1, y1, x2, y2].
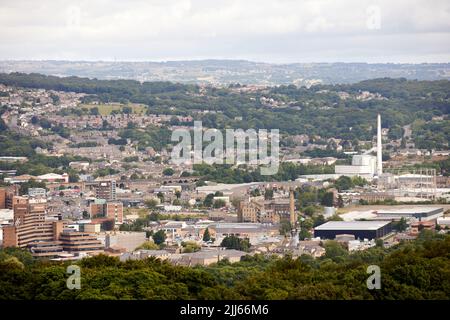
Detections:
[95, 180, 117, 200]
[90, 199, 123, 223]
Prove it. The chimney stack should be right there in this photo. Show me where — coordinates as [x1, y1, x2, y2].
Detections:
[289, 187, 296, 226]
[377, 114, 383, 176]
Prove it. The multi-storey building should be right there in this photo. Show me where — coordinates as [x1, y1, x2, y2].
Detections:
[0, 186, 18, 209]
[95, 180, 116, 200]
[238, 198, 292, 224]
[89, 199, 123, 224]
[2, 196, 64, 248]
[59, 231, 104, 255]
[28, 187, 47, 198]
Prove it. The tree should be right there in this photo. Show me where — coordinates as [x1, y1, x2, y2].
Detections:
[320, 192, 334, 207]
[19, 179, 46, 196]
[69, 172, 79, 183]
[323, 240, 348, 263]
[136, 241, 159, 250]
[279, 221, 292, 236]
[152, 230, 166, 245]
[299, 228, 311, 240]
[313, 215, 326, 227]
[392, 217, 408, 232]
[181, 241, 201, 253]
[213, 199, 226, 208]
[337, 195, 344, 208]
[220, 235, 250, 252]
[82, 210, 90, 219]
[203, 228, 211, 242]
[203, 193, 215, 207]
[90, 107, 99, 115]
[122, 106, 132, 114]
[334, 176, 353, 191]
[163, 168, 174, 176]
[145, 199, 158, 209]
[303, 206, 316, 216]
[375, 239, 384, 247]
[130, 173, 139, 180]
[351, 176, 368, 187]
[264, 188, 274, 200]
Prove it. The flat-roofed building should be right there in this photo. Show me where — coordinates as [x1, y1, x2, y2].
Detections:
[314, 220, 392, 240]
[2, 197, 64, 248]
[106, 201, 123, 224]
[238, 198, 291, 224]
[28, 241, 64, 258]
[209, 222, 279, 244]
[178, 249, 248, 266]
[374, 207, 444, 222]
[105, 231, 146, 252]
[89, 199, 123, 224]
[0, 186, 18, 209]
[59, 231, 104, 255]
[95, 180, 116, 200]
[28, 187, 47, 198]
[437, 217, 450, 227]
[0, 188, 5, 209]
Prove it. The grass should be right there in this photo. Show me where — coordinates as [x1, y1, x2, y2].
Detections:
[79, 103, 147, 116]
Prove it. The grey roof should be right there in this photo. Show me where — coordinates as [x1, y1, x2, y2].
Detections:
[314, 220, 391, 231]
[184, 249, 247, 259]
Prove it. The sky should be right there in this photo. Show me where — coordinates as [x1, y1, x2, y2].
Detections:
[0, 0, 449, 63]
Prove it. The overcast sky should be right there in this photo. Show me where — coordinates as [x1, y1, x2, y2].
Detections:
[0, 0, 449, 63]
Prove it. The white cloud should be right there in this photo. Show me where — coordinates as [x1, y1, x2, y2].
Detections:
[0, 0, 449, 62]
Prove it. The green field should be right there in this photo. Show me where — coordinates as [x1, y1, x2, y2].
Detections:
[79, 103, 147, 116]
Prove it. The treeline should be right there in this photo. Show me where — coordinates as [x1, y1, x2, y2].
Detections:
[0, 73, 448, 145]
[118, 126, 172, 151]
[0, 232, 448, 300]
[0, 130, 88, 179]
[192, 163, 335, 184]
[0, 73, 450, 148]
[0, 72, 196, 103]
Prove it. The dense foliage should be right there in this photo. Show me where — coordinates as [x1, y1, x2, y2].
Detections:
[0, 233, 448, 300]
[192, 163, 334, 183]
[0, 73, 448, 148]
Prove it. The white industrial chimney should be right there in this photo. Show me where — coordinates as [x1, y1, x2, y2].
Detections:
[376, 114, 383, 176]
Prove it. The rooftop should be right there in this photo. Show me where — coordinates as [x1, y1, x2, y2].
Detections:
[315, 220, 391, 231]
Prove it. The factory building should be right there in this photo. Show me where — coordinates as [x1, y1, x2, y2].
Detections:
[314, 220, 392, 240]
[334, 154, 377, 177]
[300, 114, 384, 182]
[373, 207, 443, 222]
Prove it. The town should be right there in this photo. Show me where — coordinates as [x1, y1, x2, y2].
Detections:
[0, 81, 448, 267]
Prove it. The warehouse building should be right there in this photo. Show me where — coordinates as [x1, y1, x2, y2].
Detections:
[314, 220, 392, 240]
[374, 207, 443, 222]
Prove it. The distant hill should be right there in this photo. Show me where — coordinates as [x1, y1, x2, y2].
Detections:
[0, 60, 449, 85]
